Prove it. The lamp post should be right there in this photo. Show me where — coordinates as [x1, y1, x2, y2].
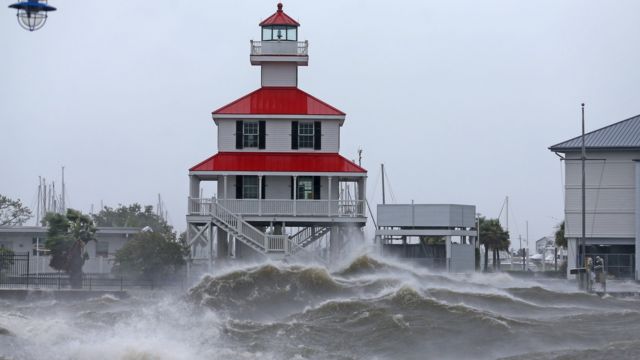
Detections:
[8, 0, 56, 32]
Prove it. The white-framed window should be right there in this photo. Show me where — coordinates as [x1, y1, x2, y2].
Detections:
[243, 176, 259, 199]
[243, 121, 259, 148]
[297, 177, 314, 199]
[298, 122, 314, 148]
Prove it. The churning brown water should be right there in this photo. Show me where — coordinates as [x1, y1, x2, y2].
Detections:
[1, 254, 640, 360]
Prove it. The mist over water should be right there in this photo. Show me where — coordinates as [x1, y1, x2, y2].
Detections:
[2, 252, 640, 360]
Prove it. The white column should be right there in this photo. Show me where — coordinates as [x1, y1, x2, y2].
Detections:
[358, 177, 367, 216]
[328, 176, 332, 216]
[223, 175, 228, 201]
[189, 176, 200, 214]
[293, 175, 297, 216]
[258, 175, 263, 216]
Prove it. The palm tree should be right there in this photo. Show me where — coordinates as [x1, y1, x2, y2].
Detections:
[44, 209, 96, 288]
[479, 217, 509, 272]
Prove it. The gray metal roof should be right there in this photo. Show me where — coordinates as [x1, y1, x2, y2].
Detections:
[549, 114, 640, 152]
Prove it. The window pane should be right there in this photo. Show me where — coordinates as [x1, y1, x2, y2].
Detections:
[274, 26, 286, 40]
[299, 122, 314, 134]
[287, 27, 297, 41]
[298, 122, 314, 148]
[262, 27, 272, 41]
[243, 121, 259, 148]
[243, 176, 259, 199]
[297, 177, 314, 199]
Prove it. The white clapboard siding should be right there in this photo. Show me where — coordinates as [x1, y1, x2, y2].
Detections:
[217, 119, 340, 152]
[261, 63, 297, 87]
[564, 212, 635, 238]
[563, 151, 639, 239]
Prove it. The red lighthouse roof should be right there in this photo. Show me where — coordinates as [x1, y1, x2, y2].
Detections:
[260, 3, 300, 27]
[212, 87, 345, 116]
[190, 152, 366, 173]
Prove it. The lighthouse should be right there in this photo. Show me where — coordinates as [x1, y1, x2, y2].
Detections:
[186, 3, 367, 264]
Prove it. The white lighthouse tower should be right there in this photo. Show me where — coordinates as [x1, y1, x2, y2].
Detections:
[186, 3, 367, 264]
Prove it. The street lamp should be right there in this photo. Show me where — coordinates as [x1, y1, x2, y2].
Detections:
[8, 0, 56, 32]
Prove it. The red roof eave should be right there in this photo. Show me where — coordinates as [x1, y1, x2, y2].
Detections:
[190, 152, 367, 173]
[212, 87, 345, 116]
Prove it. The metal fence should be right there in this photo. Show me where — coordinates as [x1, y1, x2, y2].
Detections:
[0, 252, 185, 291]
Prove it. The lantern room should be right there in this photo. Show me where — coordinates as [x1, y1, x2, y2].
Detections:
[260, 3, 299, 41]
[250, 3, 307, 66]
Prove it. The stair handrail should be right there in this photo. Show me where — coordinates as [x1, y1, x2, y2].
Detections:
[211, 198, 267, 251]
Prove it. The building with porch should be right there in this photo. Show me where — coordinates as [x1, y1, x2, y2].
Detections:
[549, 113, 640, 279]
[186, 4, 367, 264]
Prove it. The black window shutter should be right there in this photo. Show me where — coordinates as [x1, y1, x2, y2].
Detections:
[313, 177, 321, 200]
[258, 121, 266, 149]
[291, 121, 298, 150]
[236, 175, 243, 199]
[314, 121, 321, 150]
[290, 176, 294, 199]
[261, 177, 266, 199]
[236, 121, 243, 149]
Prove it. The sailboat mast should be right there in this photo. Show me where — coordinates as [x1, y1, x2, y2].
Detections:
[381, 164, 386, 205]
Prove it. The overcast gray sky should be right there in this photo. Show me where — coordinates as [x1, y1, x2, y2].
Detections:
[2, 0, 640, 248]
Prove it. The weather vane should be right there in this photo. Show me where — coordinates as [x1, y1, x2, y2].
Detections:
[8, 0, 56, 31]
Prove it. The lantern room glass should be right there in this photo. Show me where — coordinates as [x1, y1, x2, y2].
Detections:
[261, 26, 297, 41]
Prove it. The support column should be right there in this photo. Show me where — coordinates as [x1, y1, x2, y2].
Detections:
[329, 226, 340, 261]
[208, 224, 214, 272]
[567, 238, 577, 279]
[189, 176, 200, 213]
[635, 161, 640, 280]
[223, 175, 228, 201]
[258, 175, 263, 216]
[328, 176, 332, 216]
[293, 175, 297, 216]
[445, 236, 452, 272]
[358, 177, 367, 216]
[217, 228, 229, 260]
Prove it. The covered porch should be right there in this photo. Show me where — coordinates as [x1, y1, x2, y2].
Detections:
[188, 173, 366, 219]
